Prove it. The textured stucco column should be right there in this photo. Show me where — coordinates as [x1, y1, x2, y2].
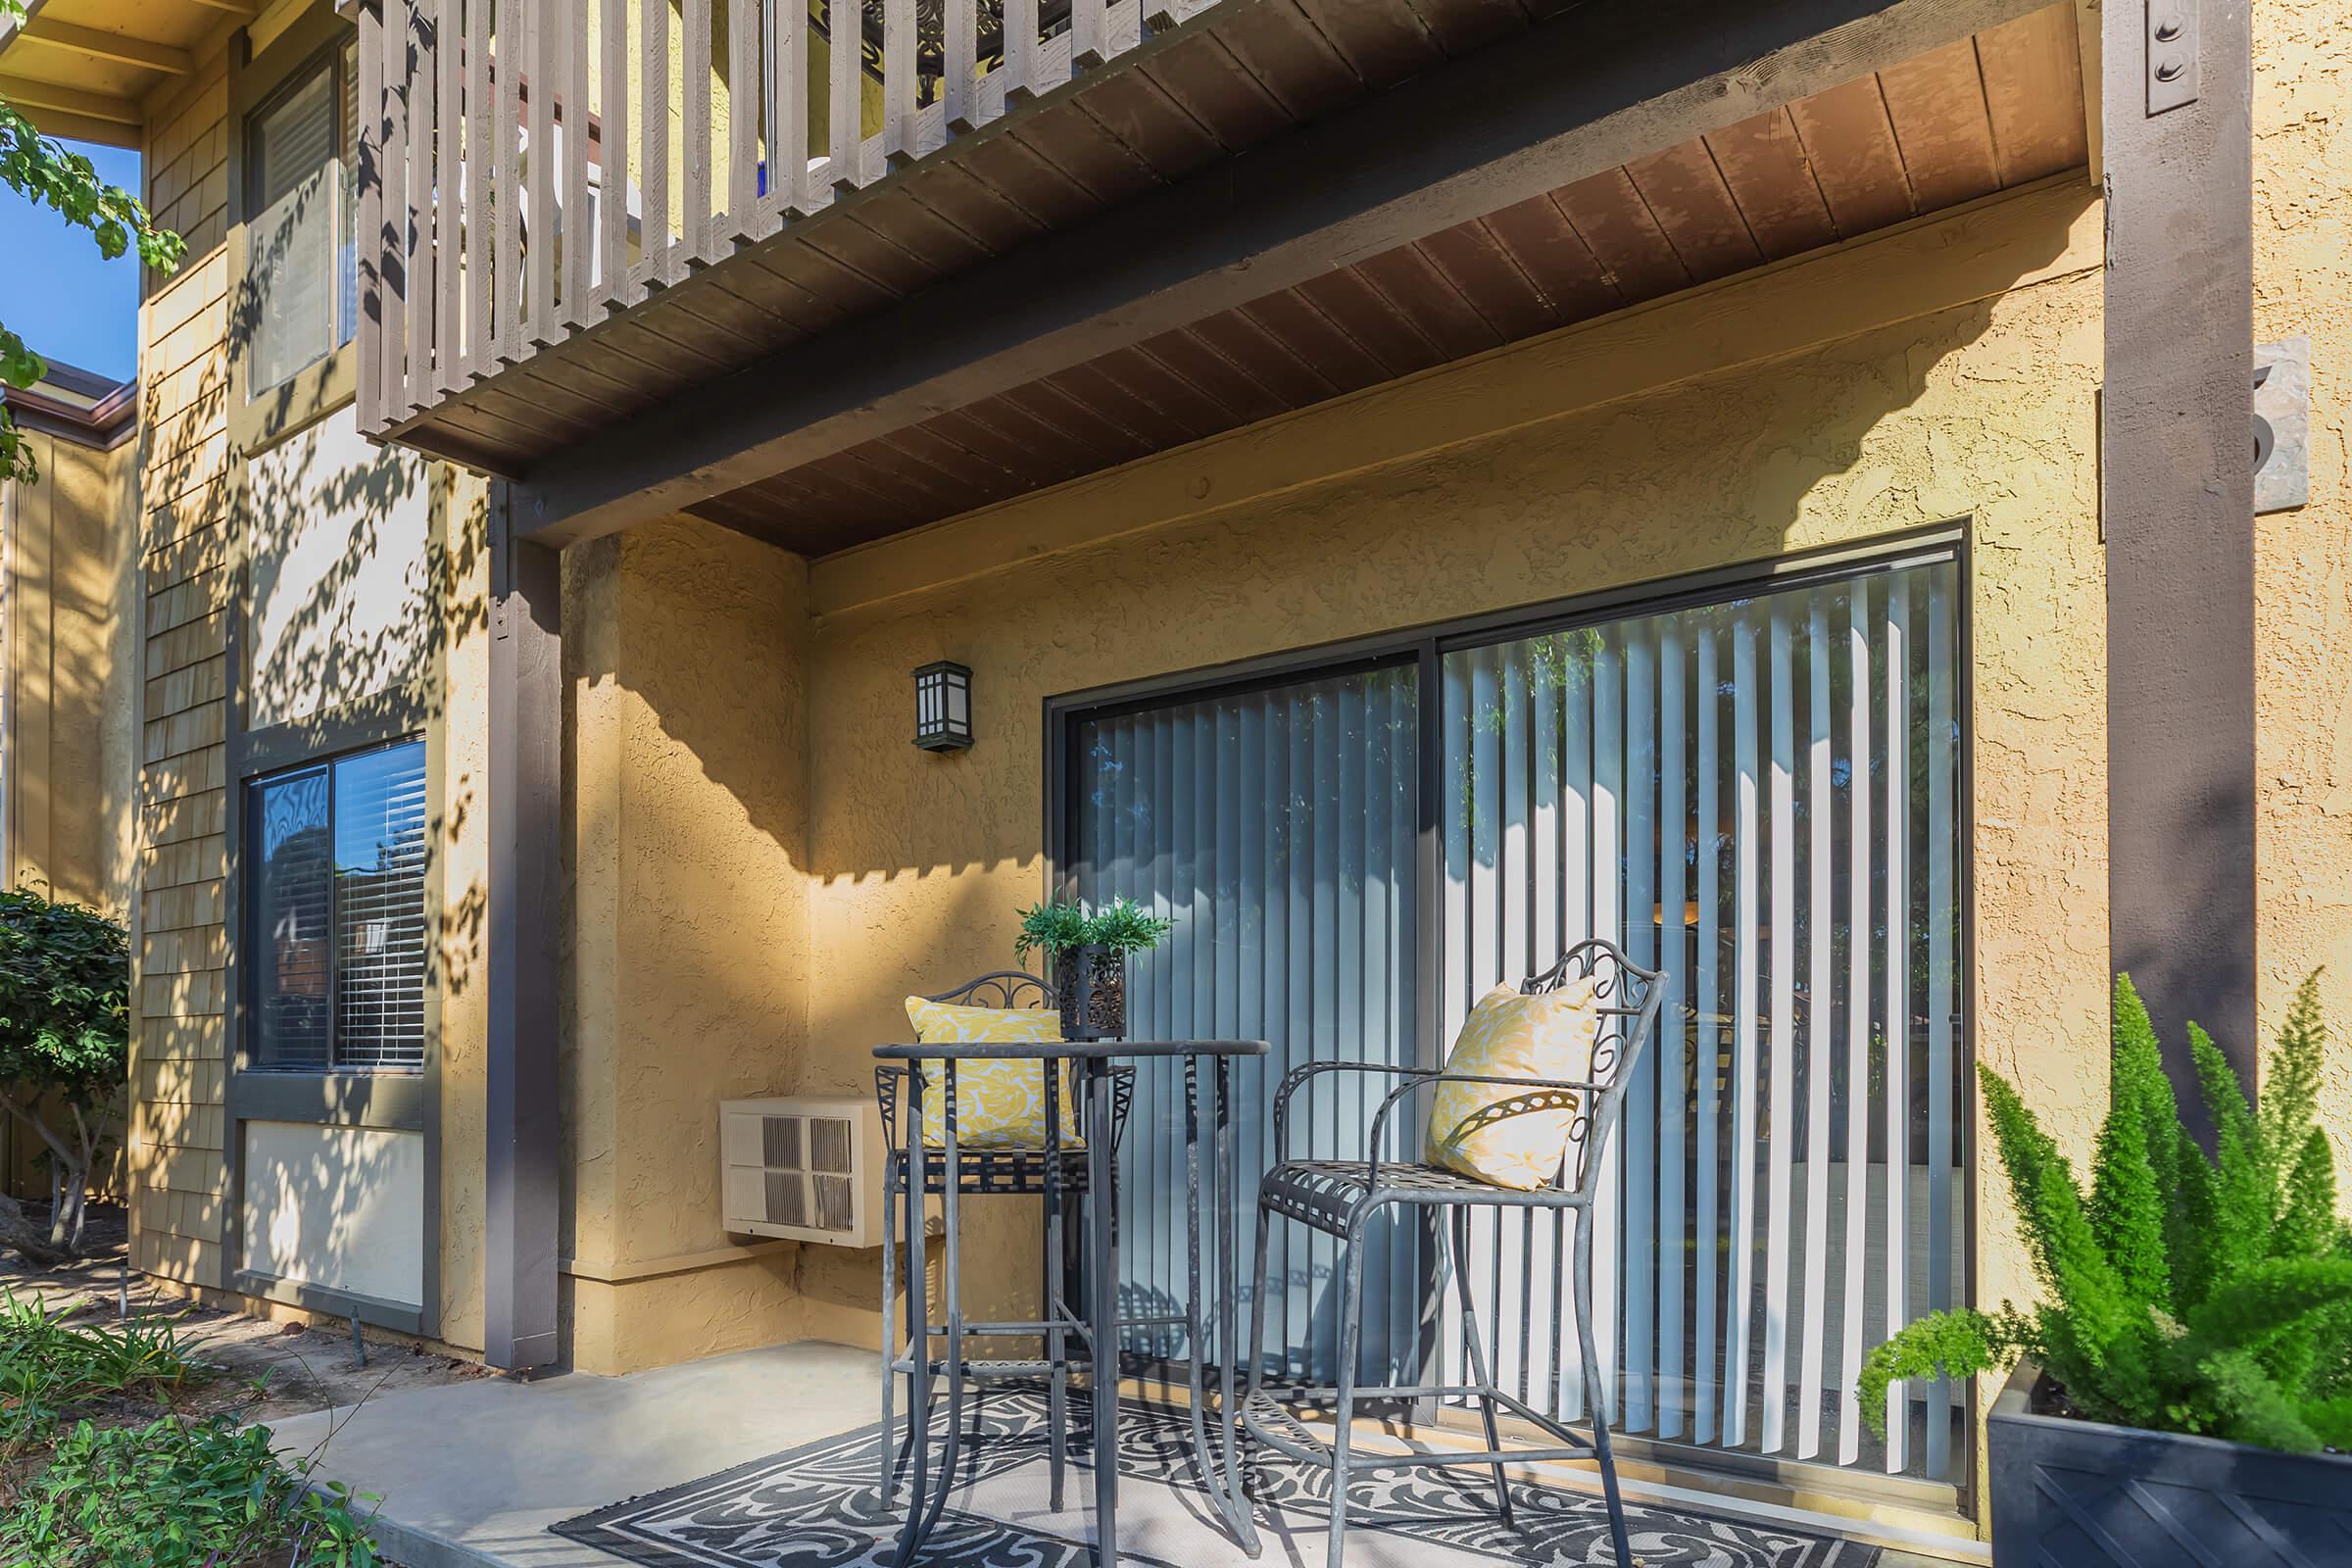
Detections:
[563, 516, 814, 1375]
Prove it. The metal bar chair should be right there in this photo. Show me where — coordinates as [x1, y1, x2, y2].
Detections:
[873, 971, 1135, 1527]
[1240, 938, 1665, 1568]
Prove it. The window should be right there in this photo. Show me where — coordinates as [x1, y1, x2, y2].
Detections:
[249, 739, 427, 1072]
[246, 41, 358, 397]
[1065, 544, 1970, 1487]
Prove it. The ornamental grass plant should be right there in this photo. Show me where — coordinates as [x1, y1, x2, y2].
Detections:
[1860, 972, 2352, 1452]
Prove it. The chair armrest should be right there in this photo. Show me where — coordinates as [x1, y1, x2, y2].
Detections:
[1273, 1060, 1440, 1159]
[1365, 1072, 1600, 1191]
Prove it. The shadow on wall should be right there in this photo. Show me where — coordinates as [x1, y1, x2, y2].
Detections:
[129, 237, 494, 1278]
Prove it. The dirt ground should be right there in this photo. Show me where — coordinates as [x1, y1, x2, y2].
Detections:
[0, 1202, 490, 1428]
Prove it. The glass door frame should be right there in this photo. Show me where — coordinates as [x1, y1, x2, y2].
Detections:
[1041, 519, 1980, 1517]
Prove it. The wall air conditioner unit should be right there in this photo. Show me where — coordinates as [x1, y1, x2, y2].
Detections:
[720, 1096, 884, 1248]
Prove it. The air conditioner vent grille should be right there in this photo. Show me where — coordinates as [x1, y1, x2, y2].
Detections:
[722, 1097, 880, 1248]
[809, 1117, 852, 1175]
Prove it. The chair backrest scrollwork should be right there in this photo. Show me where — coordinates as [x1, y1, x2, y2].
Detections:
[1519, 938, 1665, 1201]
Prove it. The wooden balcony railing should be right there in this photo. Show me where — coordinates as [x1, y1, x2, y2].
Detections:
[353, 0, 1210, 443]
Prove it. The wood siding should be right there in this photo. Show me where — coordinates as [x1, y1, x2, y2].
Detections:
[131, 46, 234, 1288]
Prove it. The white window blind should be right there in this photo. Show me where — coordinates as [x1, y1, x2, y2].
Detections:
[249, 739, 427, 1073]
[1439, 556, 1967, 1479]
[248, 44, 358, 396]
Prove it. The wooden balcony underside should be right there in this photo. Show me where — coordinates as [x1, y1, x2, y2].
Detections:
[366, 0, 2090, 553]
[378, 0, 1574, 473]
[684, 4, 2089, 556]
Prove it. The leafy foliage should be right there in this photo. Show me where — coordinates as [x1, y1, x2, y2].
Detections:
[1012, 896, 1176, 959]
[0, 1294, 378, 1567]
[0, 6, 185, 486]
[0, 890, 128, 1253]
[1, 1414, 380, 1568]
[0, 1292, 203, 1459]
[1859, 972, 2352, 1452]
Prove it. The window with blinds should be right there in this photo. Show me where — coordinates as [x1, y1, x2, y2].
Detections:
[247, 41, 359, 396]
[249, 738, 427, 1073]
[1060, 545, 1969, 1490]
[1438, 556, 1967, 1481]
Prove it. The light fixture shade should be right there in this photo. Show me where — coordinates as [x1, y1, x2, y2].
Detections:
[912, 661, 974, 751]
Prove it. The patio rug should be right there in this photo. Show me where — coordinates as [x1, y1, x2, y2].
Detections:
[552, 1387, 1879, 1568]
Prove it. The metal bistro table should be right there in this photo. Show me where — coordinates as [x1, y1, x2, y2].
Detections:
[872, 1036, 1268, 1567]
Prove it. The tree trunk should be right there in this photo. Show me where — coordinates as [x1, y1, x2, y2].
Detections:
[0, 1192, 69, 1267]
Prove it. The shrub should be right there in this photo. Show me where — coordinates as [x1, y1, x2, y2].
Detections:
[1, 1414, 378, 1568]
[0, 1292, 203, 1458]
[1859, 971, 2352, 1452]
[0, 889, 130, 1256]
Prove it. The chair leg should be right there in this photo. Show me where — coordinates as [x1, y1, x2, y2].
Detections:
[1324, 1226, 1370, 1568]
[1448, 1206, 1515, 1529]
[1244, 1199, 1275, 1408]
[1046, 1175, 1067, 1511]
[1573, 1211, 1632, 1565]
[879, 1167, 901, 1510]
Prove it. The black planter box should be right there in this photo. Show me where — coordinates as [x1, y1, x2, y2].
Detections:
[1988, 1360, 2352, 1565]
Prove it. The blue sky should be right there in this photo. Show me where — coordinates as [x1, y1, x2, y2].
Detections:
[0, 139, 142, 382]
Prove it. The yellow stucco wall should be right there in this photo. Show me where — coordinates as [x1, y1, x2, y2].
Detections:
[559, 521, 813, 1373]
[2252, 0, 2352, 1141]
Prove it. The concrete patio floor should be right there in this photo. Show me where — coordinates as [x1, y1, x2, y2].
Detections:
[267, 1342, 1973, 1568]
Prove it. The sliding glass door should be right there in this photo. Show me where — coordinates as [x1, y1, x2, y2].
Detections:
[1070, 664, 1428, 1383]
[1061, 542, 1968, 1485]
[1437, 555, 1966, 1479]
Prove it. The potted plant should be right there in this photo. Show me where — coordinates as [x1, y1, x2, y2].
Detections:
[1859, 973, 2352, 1563]
[1013, 897, 1174, 1041]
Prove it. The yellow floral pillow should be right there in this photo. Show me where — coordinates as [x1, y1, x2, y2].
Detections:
[1423, 979, 1603, 1190]
[904, 997, 1081, 1150]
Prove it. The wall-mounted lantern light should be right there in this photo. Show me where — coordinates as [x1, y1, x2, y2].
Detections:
[913, 661, 974, 751]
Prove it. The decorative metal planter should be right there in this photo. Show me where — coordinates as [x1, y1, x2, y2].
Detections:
[1988, 1360, 2352, 1565]
[1054, 944, 1125, 1041]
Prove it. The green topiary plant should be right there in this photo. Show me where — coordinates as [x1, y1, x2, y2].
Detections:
[1011, 897, 1175, 963]
[1859, 972, 2352, 1453]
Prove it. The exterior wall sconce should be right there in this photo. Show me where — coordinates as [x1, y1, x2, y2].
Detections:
[913, 661, 974, 751]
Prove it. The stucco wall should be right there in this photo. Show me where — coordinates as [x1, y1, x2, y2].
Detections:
[560, 519, 813, 1374]
[2252, 0, 2352, 1144]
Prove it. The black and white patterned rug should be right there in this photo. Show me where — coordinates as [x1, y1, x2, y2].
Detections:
[553, 1389, 1878, 1568]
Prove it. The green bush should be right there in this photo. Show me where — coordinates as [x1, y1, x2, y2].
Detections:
[1859, 972, 2352, 1452]
[0, 1293, 202, 1457]
[1, 1414, 378, 1568]
[1011, 896, 1176, 961]
[0, 888, 131, 1254]
[0, 1296, 377, 1566]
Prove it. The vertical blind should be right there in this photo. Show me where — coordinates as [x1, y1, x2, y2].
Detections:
[1063, 549, 1966, 1485]
[1074, 666, 1427, 1383]
[250, 738, 429, 1073]
[1440, 556, 1965, 1479]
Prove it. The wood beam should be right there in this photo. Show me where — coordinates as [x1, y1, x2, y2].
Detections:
[15, 17, 194, 75]
[512, 0, 2055, 544]
[3, 103, 141, 148]
[484, 490, 563, 1374]
[2099, 0, 2256, 1116]
[0, 73, 141, 125]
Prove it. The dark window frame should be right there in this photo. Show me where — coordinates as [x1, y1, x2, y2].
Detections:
[245, 734, 428, 1077]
